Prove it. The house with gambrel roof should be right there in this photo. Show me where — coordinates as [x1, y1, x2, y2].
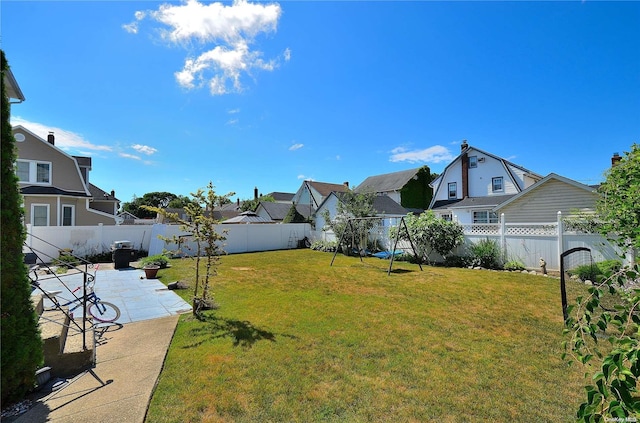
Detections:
[429, 141, 543, 224]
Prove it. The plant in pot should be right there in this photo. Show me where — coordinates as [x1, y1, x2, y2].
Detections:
[140, 254, 168, 279]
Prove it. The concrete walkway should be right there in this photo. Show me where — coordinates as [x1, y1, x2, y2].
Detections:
[11, 264, 192, 423]
[13, 316, 179, 423]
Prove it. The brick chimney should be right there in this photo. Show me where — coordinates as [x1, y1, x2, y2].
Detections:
[47, 132, 55, 145]
[343, 181, 349, 189]
[461, 140, 469, 198]
[611, 152, 622, 167]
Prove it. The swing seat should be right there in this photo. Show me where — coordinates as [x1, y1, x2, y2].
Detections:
[372, 250, 403, 259]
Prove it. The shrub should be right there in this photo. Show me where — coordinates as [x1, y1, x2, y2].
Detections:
[140, 254, 169, 269]
[54, 252, 79, 269]
[504, 260, 526, 271]
[568, 259, 622, 282]
[310, 240, 338, 252]
[443, 255, 471, 268]
[469, 238, 503, 269]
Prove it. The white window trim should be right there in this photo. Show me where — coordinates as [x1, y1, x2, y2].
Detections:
[62, 204, 75, 226]
[492, 177, 504, 192]
[473, 210, 499, 224]
[448, 182, 457, 199]
[16, 159, 52, 185]
[31, 204, 50, 226]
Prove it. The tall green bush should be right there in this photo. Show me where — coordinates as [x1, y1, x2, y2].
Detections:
[1, 50, 43, 404]
[468, 238, 503, 269]
[391, 211, 464, 263]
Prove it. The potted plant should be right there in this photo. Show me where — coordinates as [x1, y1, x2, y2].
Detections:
[143, 265, 160, 279]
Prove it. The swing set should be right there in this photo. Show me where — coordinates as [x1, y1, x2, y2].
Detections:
[330, 216, 423, 275]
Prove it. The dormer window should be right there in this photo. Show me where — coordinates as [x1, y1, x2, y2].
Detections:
[448, 182, 457, 199]
[469, 156, 477, 168]
[16, 160, 51, 184]
[492, 177, 503, 192]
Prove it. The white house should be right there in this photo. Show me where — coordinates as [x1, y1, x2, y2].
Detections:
[429, 141, 543, 224]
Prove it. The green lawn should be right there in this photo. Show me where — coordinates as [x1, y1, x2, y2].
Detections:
[145, 250, 588, 422]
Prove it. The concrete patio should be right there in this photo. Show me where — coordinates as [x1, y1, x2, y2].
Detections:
[31, 263, 192, 324]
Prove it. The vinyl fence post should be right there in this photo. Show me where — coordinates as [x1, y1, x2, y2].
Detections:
[557, 211, 563, 270]
[500, 213, 506, 263]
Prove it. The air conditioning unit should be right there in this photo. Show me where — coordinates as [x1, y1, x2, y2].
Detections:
[478, 157, 485, 163]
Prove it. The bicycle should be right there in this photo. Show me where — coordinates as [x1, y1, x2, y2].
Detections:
[47, 285, 121, 323]
[32, 266, 121, 323]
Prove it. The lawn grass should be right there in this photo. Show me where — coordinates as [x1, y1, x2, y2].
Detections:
[146, 249, 589, 422]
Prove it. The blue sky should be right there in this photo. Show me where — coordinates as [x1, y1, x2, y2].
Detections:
[3, 0, 639, 205]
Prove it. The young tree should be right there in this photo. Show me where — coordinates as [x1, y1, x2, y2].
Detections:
[1, 50, 44, 404]
[322, 191, 377, 254]
[563, 144, 640, 420]
[145, 182, 233, 316]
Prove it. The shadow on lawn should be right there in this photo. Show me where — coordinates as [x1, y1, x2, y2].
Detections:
[184, 314, 296, 349]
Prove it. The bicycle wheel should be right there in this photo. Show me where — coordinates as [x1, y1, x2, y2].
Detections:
[88, 301, 121, 323]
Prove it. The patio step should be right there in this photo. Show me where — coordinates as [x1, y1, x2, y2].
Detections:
[37, 304, 95, 378]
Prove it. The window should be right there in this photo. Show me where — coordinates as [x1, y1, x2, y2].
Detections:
[492, 177, 503, 192]
[448, 182, 457, 199]
[473, 211, 499, 224]
[441, 213, 452, 221]
[469, 156, 477, 168]
[16, 161, 30, 181]
[32, 204, 49, 226]
[62, 205, 75, 226]
[16, 160, 51, 184]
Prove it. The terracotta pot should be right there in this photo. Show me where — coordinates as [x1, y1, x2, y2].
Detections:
[143, 265, 160, 279]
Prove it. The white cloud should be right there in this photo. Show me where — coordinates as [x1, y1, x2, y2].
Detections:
[10, 117, 113, 152]
[289, 143, 303, 151]
[228, 108, 240, 114]
[389, 145, 454, 164]
[119, 152, 141, 160]
[128, 0, 286, 95]
[132, 144, 158, 155]
[227, 118, 239, 125]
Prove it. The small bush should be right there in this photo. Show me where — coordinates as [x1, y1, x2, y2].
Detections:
[85, 251, 113, 263]
[469, 238, 503, 269]
[54, 252, 79, 269]
[140, 254, 169, 268]
[310, 240, 338, 252]
[443, 255, 471, 268]
[568, 259, 622, 282]
[504, 260, 526, 271]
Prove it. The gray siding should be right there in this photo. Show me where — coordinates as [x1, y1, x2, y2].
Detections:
[499, 179, 597, 223]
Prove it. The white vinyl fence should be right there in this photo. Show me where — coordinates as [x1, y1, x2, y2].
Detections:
[25, 211, 628, 271]
[25, 223, 311, 263]
[312, 212, 628, 271]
